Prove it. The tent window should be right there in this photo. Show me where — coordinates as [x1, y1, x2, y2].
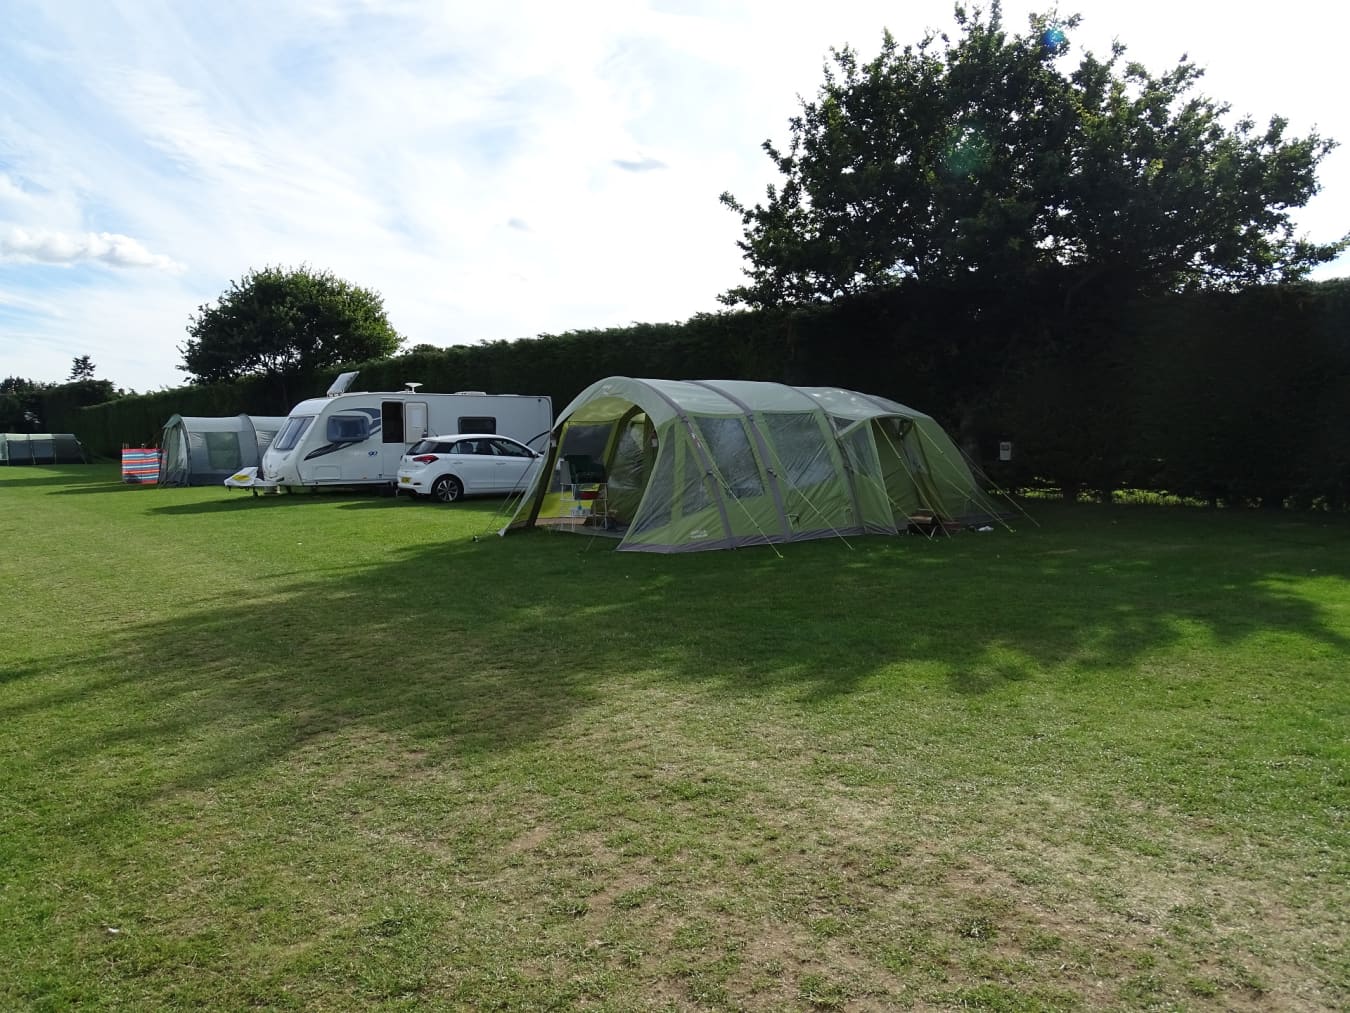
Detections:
[204, 430, 243, 471]
[695, 417, 762, 499]
[765, 414, 835, 489]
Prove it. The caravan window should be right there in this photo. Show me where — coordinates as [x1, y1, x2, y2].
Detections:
[274, 416, 314, 452]
[381, 402, 405, 444]
[459, 416, 495, 433]
[326, 414, 370, 443]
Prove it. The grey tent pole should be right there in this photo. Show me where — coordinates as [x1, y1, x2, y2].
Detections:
[693, 381, 864, 547]
[638, 382, 742, 551]
[834, 420, 924, 534]
[747, 422, 857, 548]
[698, 449, 787, 556]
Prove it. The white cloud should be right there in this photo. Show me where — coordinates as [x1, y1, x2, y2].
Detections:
[1, 227, 185, 272]
[0, 173, 40, 209]
[0, 0, 1346, 390]
[103, 68, 265, 176]
[613, 156, 669, 173]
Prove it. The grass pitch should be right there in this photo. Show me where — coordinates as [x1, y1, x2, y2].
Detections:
[1, 465, 1346, 1010]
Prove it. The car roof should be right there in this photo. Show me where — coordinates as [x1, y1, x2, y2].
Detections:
[423, 432, 518, 440]
[420, 433, 522, 442]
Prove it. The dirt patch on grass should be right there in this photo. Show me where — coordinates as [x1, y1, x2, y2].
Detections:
[503, 824, 551, 856]
[937, 795, 1347, 1011]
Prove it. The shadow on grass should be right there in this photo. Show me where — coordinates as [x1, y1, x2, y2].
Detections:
[0, 469, 116, 489]
[148, 495, 322, 515]
[145, 488, 444, 514]
[15, 503, 1350, 821]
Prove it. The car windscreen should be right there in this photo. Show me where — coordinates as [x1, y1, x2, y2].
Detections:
[274, 416, 314, 452]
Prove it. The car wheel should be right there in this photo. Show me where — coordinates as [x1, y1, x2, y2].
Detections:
[431, 475, 463, 503]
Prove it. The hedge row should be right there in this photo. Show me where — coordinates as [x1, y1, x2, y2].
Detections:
[61, 281, 1350, 508]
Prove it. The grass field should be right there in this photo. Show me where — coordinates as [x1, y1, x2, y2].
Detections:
[1, 464, 1346, 1011]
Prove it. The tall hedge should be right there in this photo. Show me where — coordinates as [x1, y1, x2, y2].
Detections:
[71, 281, 1350, 508]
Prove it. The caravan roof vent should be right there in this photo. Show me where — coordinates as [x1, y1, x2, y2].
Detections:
[327, 371, 359, 396]
[453, 390, 487, 395]
[404, 382, 423, 393]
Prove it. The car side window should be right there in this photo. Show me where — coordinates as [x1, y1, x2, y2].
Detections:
[490, 438, 530, 457]
[436, 442, 457, 453]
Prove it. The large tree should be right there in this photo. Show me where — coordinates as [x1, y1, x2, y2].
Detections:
[720, 4, 1346, 310]
[179, 265, 404, 384]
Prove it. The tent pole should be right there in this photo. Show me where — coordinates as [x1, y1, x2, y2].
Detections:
[754, 435, 856, 549]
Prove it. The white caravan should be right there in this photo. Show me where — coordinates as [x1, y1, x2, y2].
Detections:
[246, 373, 552, 491]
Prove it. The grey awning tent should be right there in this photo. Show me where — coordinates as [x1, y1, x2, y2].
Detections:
[1, 433, 87, 465]
[158, 414, 288, 487]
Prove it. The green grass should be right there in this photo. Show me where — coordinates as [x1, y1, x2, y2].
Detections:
[1, 464, 1346, 1011]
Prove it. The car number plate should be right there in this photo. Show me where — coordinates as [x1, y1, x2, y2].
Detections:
[399, 476, 411, 484]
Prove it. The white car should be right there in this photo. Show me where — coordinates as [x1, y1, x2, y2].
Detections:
[396, 434, 543, 503]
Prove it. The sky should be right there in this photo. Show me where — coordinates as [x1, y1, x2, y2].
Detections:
[2, 0, 1348, 392]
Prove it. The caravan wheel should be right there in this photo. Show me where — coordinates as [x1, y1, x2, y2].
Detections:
[431, 475, 463, 503]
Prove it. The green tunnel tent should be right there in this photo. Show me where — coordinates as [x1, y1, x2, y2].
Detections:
[159, 414, 289, 487]
[505, 377, 997, 552]
[1, 433, 87, 465]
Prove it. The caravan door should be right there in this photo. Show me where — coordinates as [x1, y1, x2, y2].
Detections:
[380, 400, 428, 478]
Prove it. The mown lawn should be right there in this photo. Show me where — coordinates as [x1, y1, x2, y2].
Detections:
[1, 464, 1346, 1011]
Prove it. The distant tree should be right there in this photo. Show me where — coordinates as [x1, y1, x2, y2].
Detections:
[720, 3, 1346, 310]
[179, 265, 404, 384]
[68, 355, 96, 381]
[0, 376, 46, 431]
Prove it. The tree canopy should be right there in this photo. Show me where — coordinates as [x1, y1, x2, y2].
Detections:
[720, 3, 1346, 309]
[179, 265, 404, 384]
[0, 376, 42, 431]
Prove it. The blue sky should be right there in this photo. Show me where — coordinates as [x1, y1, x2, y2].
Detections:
[2, 0, 1347, 391]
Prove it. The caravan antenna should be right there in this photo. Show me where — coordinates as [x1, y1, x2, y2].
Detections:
[405, 381, 423, 393]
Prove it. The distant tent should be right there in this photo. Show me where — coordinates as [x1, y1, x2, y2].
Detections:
[505, 377, 997, 552]
[158, 414, 288, 487]
[1, 433, 87, 465]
